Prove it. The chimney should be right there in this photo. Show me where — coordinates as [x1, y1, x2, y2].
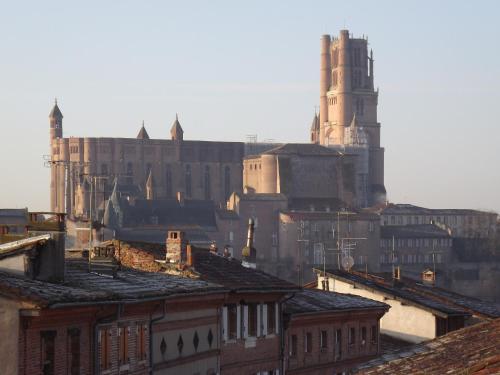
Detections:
[421, 269, 435, 286]
[210, 242, 218, 255]
[242, 218, 257, 268]
[186, 244, 194, 267]
[166, 230, 187, 263]
[393, 266, 401, 281]
[177, 191, 185, 206]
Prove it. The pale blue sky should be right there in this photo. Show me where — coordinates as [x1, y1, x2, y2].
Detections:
[1, 0, 499, 213]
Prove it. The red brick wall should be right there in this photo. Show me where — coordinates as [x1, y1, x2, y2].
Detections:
[284, 313, 381, 374]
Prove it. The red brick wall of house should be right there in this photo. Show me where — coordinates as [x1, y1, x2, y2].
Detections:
[284, 312, 383, 374]
[18, 304, 156, 375]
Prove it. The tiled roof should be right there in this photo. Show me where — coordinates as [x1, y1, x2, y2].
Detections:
[380, 224, 450, 239]
[381, 203, 495, 216]
[0, 208, 28, 225]
[136, 125, 150, 140]
[284, 289, 389, 315]
[190, 247, 299, 293]
[354, 319, 500, 374]
[319, 269, 470, 317]
[0, 259, 225, 308]
[262, 143, 344, 156]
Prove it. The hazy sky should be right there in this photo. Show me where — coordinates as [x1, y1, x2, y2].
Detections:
[1, 1, 499, 213]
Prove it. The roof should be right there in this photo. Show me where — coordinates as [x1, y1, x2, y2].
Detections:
[318, 269, 471, 318]
[380, 224, 450, 239]
[0, 259, 225, 308]
[115, 227, 212, 245]
[120, 198, 217, 228]
[48, 102, 63, 118]
[246, 143, 344, 157]
[137, 124, 150, 139]
[0, 208, 28, 225]
[170, 114, 183, 139]
[284, 289, 389, 315]
[310, 113, 319, 131]
[190, 247, 299, 293]
[355, 319, 500, 374]
[381, 203, 495, 217]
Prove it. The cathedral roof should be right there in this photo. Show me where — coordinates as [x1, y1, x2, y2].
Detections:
[137, 122, 150, 139]
[170, 114, 184, 140]
[49, 100, 63, 118]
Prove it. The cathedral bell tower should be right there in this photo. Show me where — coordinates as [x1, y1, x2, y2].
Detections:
[49, 99, 63, 143]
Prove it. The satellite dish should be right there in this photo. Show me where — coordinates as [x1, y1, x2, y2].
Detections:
[341, 256, 355, 271]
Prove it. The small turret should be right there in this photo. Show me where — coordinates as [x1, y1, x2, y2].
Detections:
[137, 121, 150, 139]
[49, 98, 63, 143]
[170, 114, 184, 141]
[241, 218, 256, 268]
[310, 112, 320, 144]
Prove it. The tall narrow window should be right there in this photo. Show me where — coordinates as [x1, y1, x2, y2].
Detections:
[41, 331, 56, 375]
[204, 166, 211, 200]
[68, 328, 80, 375]
[101, 163, 108, 176]
[228, 304, 237, 339]
[361, 327, 367, 346]
[320, 330, 328, 350]
[137, 324, 147, 361]
[224, 166, 231, 200]
[371, 325, 378, 344]
[185, 164, 192, 197]
[335, 329, 342, 360]
[290, 335, 297, 357]
[305, 332, 312, 353]
[99, 328, 112, 370]
[165, 165, 172, 198]
[267, 302, 276, 335]
[248, 303, 258, 337]
[118, 326, 129, 365]
[126, 162, 133, 184]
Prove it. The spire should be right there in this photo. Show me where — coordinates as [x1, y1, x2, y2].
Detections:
[49, 98, 63, 119]
[146, 169, 155, 200]
[170, 114, 184, 141]
[350, 112, 359, 128]
[137, 120, 150, 139]
[310, 112, 320, 131]
[103, 178, 122, 229]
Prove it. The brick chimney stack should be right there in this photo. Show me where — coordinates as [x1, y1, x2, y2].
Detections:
[166, 230, 187, 263]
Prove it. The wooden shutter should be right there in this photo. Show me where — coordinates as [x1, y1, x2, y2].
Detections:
[262, 304, 268, 336]
[256, 303, 261, 337]
[275, 302, 280, 334]
[243, 305, 248, 338]
[236, 305, 241, 339]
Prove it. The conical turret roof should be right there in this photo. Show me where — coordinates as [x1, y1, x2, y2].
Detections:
[310, 112, 319, 131]
[170, 114, 184, 141]
[49, 99, 63, 118]
[137, 121, 150, 139]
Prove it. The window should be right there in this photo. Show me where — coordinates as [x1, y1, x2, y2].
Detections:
[99, 328, 112, 370]
[68, 328, 80, 375]
[101, 163, 108, 175]
[165, 165, 172, 198]
[224, 166, 231, 200]
[320, 330, 328, 350]
[204, 166, 211, 200]
[267, 302, 276, 335]
[369, 222, 374, 232]
[137, 324, 147, 361]
[290, 335, 297, 357]
[348, 327, 356, 346]
[335, 329, 342, 360]
[305, 332, 312, 353]
[228, 304, 238, 339]
[371, 325, 378, 344]
[248, 303, 258, 337]
[185, 165, 192, 197]
[41, 331, 56, 375]
[361, 327, 367, 346]
[126, 162, 134, 184]
[118, 326, 130, 365]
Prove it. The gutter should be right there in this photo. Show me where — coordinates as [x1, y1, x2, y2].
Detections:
[48, 288, 229, 309]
